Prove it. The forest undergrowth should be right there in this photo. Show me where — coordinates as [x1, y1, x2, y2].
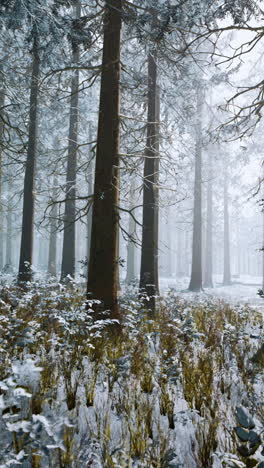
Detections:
[0, 281, 263, 467]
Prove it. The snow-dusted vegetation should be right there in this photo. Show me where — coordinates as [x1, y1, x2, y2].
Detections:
[0, 279, 263, 467]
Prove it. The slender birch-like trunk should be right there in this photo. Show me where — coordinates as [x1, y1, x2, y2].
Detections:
[223, 157, 231, 285]
[18, 31, 40, 282]
[61, 1, 80, 281]
[139, 50, 159, 312]
[188, 88, 203, 292]
[48, 175, 58, 277]
[204, 151, 213, 288]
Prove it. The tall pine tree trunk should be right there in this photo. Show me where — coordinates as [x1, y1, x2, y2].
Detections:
[203, 151, 213, 287]
[126, 180, 136, 285]
[176, 226, 183, 277]
[184, 228, 189, 276]
[5, 165, 12, 270]
[87, 0, 122, 320]
[5, 208, 12, 270]
[139, 50, 159, 312]
[0, 88, 5, 270]
[61, 2, 80, 281]
[154, 85, 160, 293]
[262, 206, 264, 291]
[48, 176, 58, 277]
[223, 159, 231, 285]
[188, 89, 203, 292]
[18, 31, 39, 283]
[86, 122, 93, 280]
[236, 210, 240, 278]
[167, 231, 172, 277]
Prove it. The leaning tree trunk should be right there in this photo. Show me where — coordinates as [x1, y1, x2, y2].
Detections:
[48, 175, 58, 277]
[60, 2, 80, 281]
[188, 89, 203, 292]
[18, 31, 40, 283]
[139, 50, 159, 313]
[223, 159, 231, 285]
[203, 150, 213, 288]
[87, 0, 122, 321]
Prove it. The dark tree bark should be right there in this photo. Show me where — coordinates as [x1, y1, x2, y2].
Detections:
[0, 88, 4, 270]
[48, 176, 58, 277]
[188, 89, 203, 292]
[262, 208, 264, 292]
[223, 160, 231, 285]
[5, 212, 12, 270]
[86, 124, 93, 280]
[18, 31, 40, 283]
[203, 151, 213, 288]
[154, 85, 160, 293]
[117, 224, 121, 292]
[87, 0, 122, 320]
[126, 180, 136, 285]
[60, 2, 80, 281]
[139, 50, 159, 312]
[5, 167, 12, 270]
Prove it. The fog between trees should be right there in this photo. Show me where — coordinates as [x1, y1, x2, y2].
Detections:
[0, 0, 264, 312]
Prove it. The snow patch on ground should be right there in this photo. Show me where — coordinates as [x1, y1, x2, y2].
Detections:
[160, 275, 264, 314]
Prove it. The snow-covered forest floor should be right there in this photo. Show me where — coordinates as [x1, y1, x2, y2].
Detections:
[159, 275, 263, 313]
[0, 276, 263, 467]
